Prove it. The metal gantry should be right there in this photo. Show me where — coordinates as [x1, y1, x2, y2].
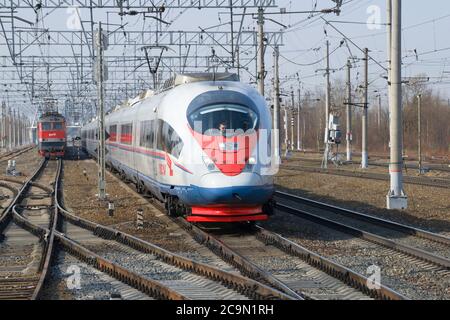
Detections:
[0, 0, 282, 128]
[0, 0, 277, 9]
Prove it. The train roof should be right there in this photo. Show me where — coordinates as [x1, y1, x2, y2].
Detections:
[161, 73, 239, 91]
[39, 112, 65, 121]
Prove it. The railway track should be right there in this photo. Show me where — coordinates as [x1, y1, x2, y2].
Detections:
[91, 153, 405, 300]
[0, 146, 34, 163]
[274, 191, 450, 267]
[175, 218, 407, 300]
[53, 164, 290, 300]
[288, 157, 450, 173]
[1, 159, 186, 300]
[63, 149, 444, 300]
[0, 159, 189, 300]
[281, 164, 450, 189]
[0, 158, 54, 300]
[266, 192, 450, 299]
[0, 180, 20, 210]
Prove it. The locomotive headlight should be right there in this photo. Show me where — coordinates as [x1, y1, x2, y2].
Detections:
[202, 155, 217, 171]
[248, 157, 257, 165]
[244, 157, 257, 172]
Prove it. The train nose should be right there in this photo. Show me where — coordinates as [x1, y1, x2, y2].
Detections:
[193, 173, 273, 205]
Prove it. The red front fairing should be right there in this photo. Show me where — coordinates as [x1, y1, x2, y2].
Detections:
[190, 128, 258, 176]
[39, 130, 66, 140]
[187, 206, 268, 222]
[186, 128, 268, 222]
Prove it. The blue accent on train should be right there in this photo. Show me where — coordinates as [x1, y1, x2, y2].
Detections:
[108, 156, 273, 206]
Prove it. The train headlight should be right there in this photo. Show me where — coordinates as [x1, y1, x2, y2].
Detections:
[202, 155, 217, 171]
[243, 157, 257, 172]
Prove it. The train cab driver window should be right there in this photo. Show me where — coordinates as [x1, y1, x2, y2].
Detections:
[219, 123, 227, 136]
[54, 123, 63, 130]
[42, 123, 52, 131]
[189, 104, 258, 137]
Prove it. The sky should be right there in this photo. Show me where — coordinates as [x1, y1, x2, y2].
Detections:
[169, 0, 450, 99]
[1, 0, 449, 117]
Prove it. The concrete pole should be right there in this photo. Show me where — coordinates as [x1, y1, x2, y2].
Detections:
[387, 0, 392, 84]
[17, 112, 21, 146]
[322, 40, 331, 169]
[361, 48, 369, 169]
[8, 108, 12, 151]
[290, 90, 295, 150]
[12, 109, 16, 149]
[21, 114, 25, 145]
[291, 114, 295, 151]
[387, 0, 407, 209]
[21, 113, 25, 145]
[297, 85, 301, 151]
[284, 106, 288, 155]
[96, 21, 106, 200]
[325, 40, 331, 144]
[16, 111, 20, 147]
[417, 94, 422, 174]
[346, 60, 352, 162]
[0, 102, 5, 150]
[273, 47, 281, 160]
[378, 95, 382, 132]
[257, 8, 265, 97]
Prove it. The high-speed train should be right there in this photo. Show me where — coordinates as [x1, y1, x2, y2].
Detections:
[82, 73, 276, 222]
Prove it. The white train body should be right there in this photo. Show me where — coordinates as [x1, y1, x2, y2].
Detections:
[82, 73, 275, 222]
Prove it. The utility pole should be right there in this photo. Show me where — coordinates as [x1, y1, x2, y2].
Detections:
[290, 90, 295, 150]
[273, 47, 281, 160]
[297, 83, 301, 151]
[417, 94, 422, 174]
[346, 60, 352, 162]
[387, 0, 407, 209]
[257, 8, 265, 96]
[378, 94, 382, 132]
[283, 106, 288, 156]
[361, 48, 369, 169]
[12, 109, 16, 149]
[16, 111, 20, 147]
[95, 21, 107, 201]
[8, 108, 12, 151]
[0, 102, 5, 150]
[322, 40, 331, 168]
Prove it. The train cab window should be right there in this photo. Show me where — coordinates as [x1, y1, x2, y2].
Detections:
[139, 120, 155, 149]
[42, 123, 52, 131]
[156, 120, 184, 158]
[120, 123, 133, 145]
[188, 104, 258, 137]
[54, 122, 63, 130]
[109, 125, 117, 142]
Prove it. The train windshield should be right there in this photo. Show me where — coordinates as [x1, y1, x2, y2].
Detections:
[54, 122, 63, 130]
[189, 104, 258, 137]
[41, 123, 52, 131]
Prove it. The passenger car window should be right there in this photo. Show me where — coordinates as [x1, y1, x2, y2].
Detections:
[109, 125, 117, 142]
[139, 120, 154, 149]
[120, 123, 133, 145]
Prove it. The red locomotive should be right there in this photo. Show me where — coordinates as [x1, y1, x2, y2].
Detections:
[37, 112, 66, 158]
